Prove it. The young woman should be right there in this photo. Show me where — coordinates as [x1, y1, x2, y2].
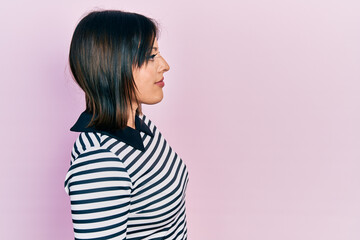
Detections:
[64, 10, 189, 240]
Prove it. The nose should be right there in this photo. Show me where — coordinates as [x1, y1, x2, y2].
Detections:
[159, 55, 170, 73]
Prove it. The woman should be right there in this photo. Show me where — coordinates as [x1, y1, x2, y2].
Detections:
[64, 10, 189, 240]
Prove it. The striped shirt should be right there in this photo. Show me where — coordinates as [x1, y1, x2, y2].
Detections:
[64, 111, 189, 240]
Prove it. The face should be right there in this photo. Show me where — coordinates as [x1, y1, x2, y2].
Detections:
[132, 38, 170, 106]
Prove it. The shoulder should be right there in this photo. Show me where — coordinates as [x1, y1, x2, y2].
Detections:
[65, 136, 131, 194]
[70, 132, 103, 162]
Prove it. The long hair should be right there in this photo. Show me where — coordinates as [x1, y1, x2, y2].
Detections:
[69, 10, 158, 130]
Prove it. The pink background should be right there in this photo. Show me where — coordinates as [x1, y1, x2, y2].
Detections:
[1, 0, 359, 239]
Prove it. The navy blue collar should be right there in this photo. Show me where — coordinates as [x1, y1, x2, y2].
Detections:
[70, 111, 154, 151]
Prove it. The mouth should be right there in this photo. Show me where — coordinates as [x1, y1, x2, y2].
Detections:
[155, 77, 165, 87]
[155, 77, 164, 83]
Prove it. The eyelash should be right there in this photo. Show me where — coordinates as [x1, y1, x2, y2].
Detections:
[148, 53, 159, 60]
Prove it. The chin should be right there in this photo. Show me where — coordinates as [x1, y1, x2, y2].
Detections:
[143, 94, 164, 105]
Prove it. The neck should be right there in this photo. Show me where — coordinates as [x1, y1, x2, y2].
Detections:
[127, 103, 138, 129]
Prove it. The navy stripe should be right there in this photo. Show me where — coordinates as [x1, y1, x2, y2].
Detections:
[108, 139, 120, 150]
[131, 157, 181, 205]
[125, 131, 156, 168]
[100, 135, 112, 147]
[74, 218, 127, 233]
[72, 202, 129, 215]
[75, 229, 125, 240]
[114, 143, 132, 156]
[127, 199, 185, 228]
[85, 132, 94, 147]
[94, 132, 101, 143]
[65, 167, 127, 188]
[127, 209, 185, 237]
[70, 186, 131, 195]
[73, 142, 80, 156]
[128, 132, 162, 177]
[128, 195, 184, 221]
[73, 209, 129, 224]
[71, 151, 76, 161]
[133, 144, 172, 190]
[134, 168, 188, 213]
[69, 176, 130, 188]
[166, 210, 186, 239]
[68, 155, 122, 171]
[79, 134, 86, 151]
[133, 148, 174, 196]
[71, 195, 130, 205]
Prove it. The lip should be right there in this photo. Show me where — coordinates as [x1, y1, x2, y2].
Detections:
[155, 77, 165, 88]
[155, 77, 164, 83]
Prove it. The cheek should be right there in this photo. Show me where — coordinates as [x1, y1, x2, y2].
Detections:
[133, 67, 163, 104]
[136, 80, 163, 104]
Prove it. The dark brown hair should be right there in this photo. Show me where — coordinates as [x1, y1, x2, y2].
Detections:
[69, 10, 158, 130]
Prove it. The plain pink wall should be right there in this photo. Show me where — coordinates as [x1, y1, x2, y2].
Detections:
[1, 0, 359, 239]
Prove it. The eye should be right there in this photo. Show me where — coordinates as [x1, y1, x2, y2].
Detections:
[148, 52, 159, 60]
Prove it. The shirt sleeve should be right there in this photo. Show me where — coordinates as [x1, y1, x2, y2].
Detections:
[64, 148, 132, 240]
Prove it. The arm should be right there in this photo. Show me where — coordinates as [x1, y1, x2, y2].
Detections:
[64, 148, 132, 240]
